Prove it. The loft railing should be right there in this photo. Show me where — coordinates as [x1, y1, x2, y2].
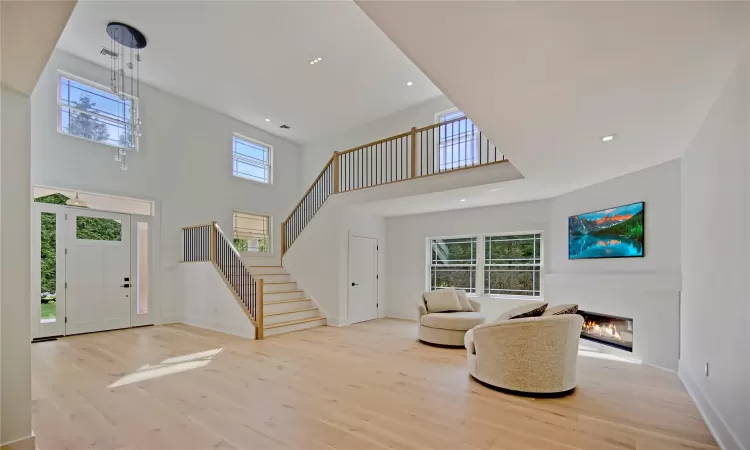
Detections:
[181, 222, 265, 339]
[282, 116, 505, 255]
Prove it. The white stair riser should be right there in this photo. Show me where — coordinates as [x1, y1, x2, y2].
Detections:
[265, 318, 327, 336]
[254, 274, 292, 283]
[246, 266, 285, 275]
[264, 299, 314, 315]
[263, 282, 297, 293]
[264, 291, 307, 302]
[264, 310, 320, 326]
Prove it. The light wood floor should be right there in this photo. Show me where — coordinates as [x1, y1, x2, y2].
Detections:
[31, 320, 715, 450]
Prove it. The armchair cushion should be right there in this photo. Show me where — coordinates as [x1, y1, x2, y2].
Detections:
[543, 304, 579, 316]
[495, 302, 548, 322]
[421, 312, 486, 330]
[423, 288, 462, 313]
[456, 290, 475, 312]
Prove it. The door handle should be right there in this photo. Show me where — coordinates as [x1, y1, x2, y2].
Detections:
[351, 282, 359, 286]
[121, 284, 130, 288]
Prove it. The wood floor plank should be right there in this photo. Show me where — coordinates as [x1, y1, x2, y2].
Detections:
[31, 320, 716, 450]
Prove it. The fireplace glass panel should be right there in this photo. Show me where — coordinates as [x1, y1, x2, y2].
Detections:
[577, 310, 633, 352]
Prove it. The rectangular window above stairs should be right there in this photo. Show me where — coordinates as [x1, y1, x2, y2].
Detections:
[233, 211, 271, 253]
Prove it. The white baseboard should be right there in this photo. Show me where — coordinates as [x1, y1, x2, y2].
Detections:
[678, 361, 745, 450]
[1, 434, 35, 450]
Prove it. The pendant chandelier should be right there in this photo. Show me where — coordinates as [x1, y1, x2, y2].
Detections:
[100, 22, 147, 171]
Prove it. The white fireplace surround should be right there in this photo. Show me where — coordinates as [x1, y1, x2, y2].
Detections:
[544, 272, 680, 371]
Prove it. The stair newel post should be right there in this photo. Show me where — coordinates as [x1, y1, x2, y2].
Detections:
[281, 220, 287, 257]
[210, 221, 217, 264]
[333, 151, 340, 193]
[256, 278, 264, 340]
[410, 127, 417, 178]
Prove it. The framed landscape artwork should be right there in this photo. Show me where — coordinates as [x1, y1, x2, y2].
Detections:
[568, 202, 645, 259]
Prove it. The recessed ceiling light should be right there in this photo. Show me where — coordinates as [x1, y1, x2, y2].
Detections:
[309, 57, 323, 65]
[406, 81, 413, 86]
[265, 118, 271, 122]
[309, 61, 315, 65]
[601, 134, 616, 142]
[489, 188, 502, 192]
[460, 198, 466, 202]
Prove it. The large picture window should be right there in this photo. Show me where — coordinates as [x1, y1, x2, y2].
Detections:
[233, 134, 272, 184]
[58, 73, 137, 149]
[429, 237, 477, 293]
[484, 234, 542, 296]
[428, 233, 542, 297]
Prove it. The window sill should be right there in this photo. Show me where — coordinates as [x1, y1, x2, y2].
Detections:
[470, 294, 544, 302]
[232, 175, 273, 187]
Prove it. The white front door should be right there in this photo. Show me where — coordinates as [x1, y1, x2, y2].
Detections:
[66, 210, 132, 335]
[348, 235, 378, 324]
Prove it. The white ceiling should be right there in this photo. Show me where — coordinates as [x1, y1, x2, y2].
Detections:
[56, 0, 442, 144]
[357, 1, 750, 213]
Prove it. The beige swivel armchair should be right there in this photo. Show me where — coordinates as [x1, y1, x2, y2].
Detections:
[464, 314, 584, 395]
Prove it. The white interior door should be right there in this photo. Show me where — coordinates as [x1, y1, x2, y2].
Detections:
[66, 210, 131, 335]
[348, 235, 378, 324]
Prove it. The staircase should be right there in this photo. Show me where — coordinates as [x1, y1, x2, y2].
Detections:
[246, 265, 326, 336]
[181, 222, 326, 339]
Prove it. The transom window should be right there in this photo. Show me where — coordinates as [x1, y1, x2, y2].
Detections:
[232, 211, 270, 253]
[428, 233, 543, 297]
[437, 109, 478, 170]
[58, 73, 138, 149]
[232, 134, 272, 184]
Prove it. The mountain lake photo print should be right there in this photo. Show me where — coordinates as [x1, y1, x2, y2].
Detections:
[568, 202, 644, 259]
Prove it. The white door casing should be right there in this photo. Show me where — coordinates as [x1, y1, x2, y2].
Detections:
[65, 210, 131, 335]
[348, 235, 378, 324]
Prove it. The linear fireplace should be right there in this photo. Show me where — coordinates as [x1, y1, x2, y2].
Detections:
[576, 310, 633, 352]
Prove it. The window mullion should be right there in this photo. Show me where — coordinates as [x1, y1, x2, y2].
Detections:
[476, 236, 485, 295]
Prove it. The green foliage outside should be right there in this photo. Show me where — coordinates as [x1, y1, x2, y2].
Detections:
[590, 210, 644, 241]
[233, 237, 268, 253]
[69, 95, 110, 142]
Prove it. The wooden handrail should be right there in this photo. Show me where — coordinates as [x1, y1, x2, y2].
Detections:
[284, 154, 334, 225]
[413, 114, 468, 133]
[182, 223, 211, 230]
[337, 130, 412, 156]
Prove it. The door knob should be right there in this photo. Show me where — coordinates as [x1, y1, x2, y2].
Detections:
[351, 282, 359, 286]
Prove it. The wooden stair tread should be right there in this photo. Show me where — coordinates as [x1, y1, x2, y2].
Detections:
[264, 316, 324, 329]
[265, 298, 310, 305]
[264, 289, 303, 294]
[249, 265, 282, 268]
[264, 307, 318, 317]
[264, 281, 296, 285]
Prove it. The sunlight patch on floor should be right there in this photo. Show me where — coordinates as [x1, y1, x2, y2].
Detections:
[108, 348, 223, 388]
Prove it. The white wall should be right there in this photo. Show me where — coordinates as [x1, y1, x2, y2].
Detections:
[384, 160, 682, 370]
[0, 88, 33, 446]
[31, 50, 303, 323]
[301, 95, 453, 187]
[679, 55, 750, 450]
[179, 262, 256, 339]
